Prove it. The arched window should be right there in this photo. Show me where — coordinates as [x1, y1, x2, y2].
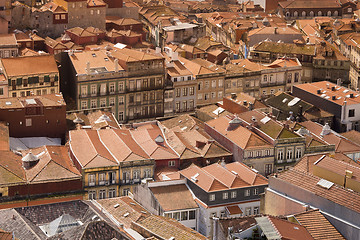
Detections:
[286, 12, 290, 17]
[334, 11, 338, 16]
[310, 11, 314, 17]
[294, 11, 298, 17]
[302, 11, 306, 17]
[327, 11, 331, 16]
[318, 11, 322, 16]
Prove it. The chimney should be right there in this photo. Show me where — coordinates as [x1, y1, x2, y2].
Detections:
[114, 58, 119, 72]
[196, 140, 206, 148]
[317, 89, 321, 94]
[86, 61, 90, 74]
[22, 152, 39, 170]
[350, 93, 354, 98]
[332, 96, 336, 100]
[230, 93, 237, 100]
[248, 102, 253, 110]
[274, 27, 278, 34]
[220, 158, 226, 168]
[331, 86, 336, 91]
[320, 123, 331, 136]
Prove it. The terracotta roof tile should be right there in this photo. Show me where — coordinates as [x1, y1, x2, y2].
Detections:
[1, 55, 58, 77]
[291, 209, 345, 240]
[150, 184, 198, 211]
[275, 168, 360, 213]
[267, 216, 314, 240]
[180, 162, 267, 192]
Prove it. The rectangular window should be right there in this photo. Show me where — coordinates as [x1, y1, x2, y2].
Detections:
[231, 191, 237, 198]
[295, 148, 302, 159]
[223, 192, 228, 199]
[245, 207, 251, 216]
[81, 101, 87, 110]
[88, 191, 96, 200]
[181, 211, 188, 221]
[189, 87, 194, 95]
[109, 83, 115, 93]
[287, 73, 292, 83]
[108, 189, 116, 198]
[277, 149, 284, 161]
[253, 207, 259, 215]
[349, 109, 355, 117]
[173, 212, 180, 221]
[294, 72, 299, 82]
[0, 88, 3, 95]
[98, 173, 105, 185]
[265, 164, 272, 176]
[88, 174, 95, 186]
[244, 189, 251, 197]
[122, 188, 130, 196]
[133, 170, 140, 180]
[168, 160, 176, 167]
[91, 99, 97, 108]
[209, 194, 215, 201]
[118, 112, 124, 121]
[100, 99, 106, 107]
[99, 190, 106, 199]
[176, 88, 181, 97]
[189, 210, 196, 220]
[183, 87, 188, 96]
[254, 188, 259, 195]
[211, 80, 216, 88]
[25, 118, 32, 127]
[287, 149, 293, 160]
[119, 83, 124, 92]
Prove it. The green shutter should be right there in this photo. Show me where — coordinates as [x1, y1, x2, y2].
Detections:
[54, 75, 58, 82]
[16, 78, 22, 85]
[44, 75, 50, 82]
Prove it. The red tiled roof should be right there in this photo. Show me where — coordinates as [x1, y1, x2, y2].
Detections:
[274, 168, 360, 213]
[180, 162, 268, 192]
[291, 209, 345, 239]
[268, 216, 314, 240]
[295, 81, 360, 106]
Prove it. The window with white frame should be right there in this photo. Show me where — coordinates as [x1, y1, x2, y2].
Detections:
[209, 194, 215, 201]
[231, 191, 237, 198]
[81, 86, 87, 96]
[287, 149, 293, 160]
[91, 85, 96, 95]
[88, 174, 95, 186]
[99, 189, 106, 199]
[223, 192, 228, 199]
[211, 80, 216, 88]
[244, 189, 251, 197]
[100, 99, 106, 107]
[133, 170, 140, 180]
[295, 148, 302, 159]
[253, 207, 259, 215]
[253, 188, 259, 195]
[144, 169, 151, 178]
[122, 188, 130, 196]
[98, 173, 106, 185]
[108, 189, 116, 198]
[109, 98, 115, 106]
[88, 190, 96, 199]
[277, 149, 284, 160]
[245, 207, 251, 216]
[109, 83, 115, 93]
[81, 101, 88, 110]
[109, 172, 116, 184]
[168, 160, 176, 167]
[119, 96, 124, 105]
[91, 99, 97, 108]
[181, 211, 188, 221]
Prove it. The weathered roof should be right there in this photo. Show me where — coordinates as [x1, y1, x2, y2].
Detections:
[290, 209, 346, 240]
[1, 55, 58, 77]
[180, 161, 268, 192]
[150, 184, 198, 211]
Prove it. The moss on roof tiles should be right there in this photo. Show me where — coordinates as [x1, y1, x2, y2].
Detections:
[254, 42, 315, 55]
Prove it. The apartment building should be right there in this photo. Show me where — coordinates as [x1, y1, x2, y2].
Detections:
[66, 48, 165, 123]
[205, 115, 275, 176]
[293, 81, 360, 132]
[0, 94, 66, 138]
[69, 128, 155, 199]
[165, 52, 197, 114]
[180, 161, 268, 237]
[179, 57, 225, 106]
[0, 55, 59, 98]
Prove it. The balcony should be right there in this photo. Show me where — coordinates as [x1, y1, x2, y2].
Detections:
[260, 81, 285, 87]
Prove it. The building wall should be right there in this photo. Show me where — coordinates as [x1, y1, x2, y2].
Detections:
[9, 179, 82, 196]
[196, 74, 225, 106]
[0, 101, 66, 138]
[67, 1, 106, 30]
